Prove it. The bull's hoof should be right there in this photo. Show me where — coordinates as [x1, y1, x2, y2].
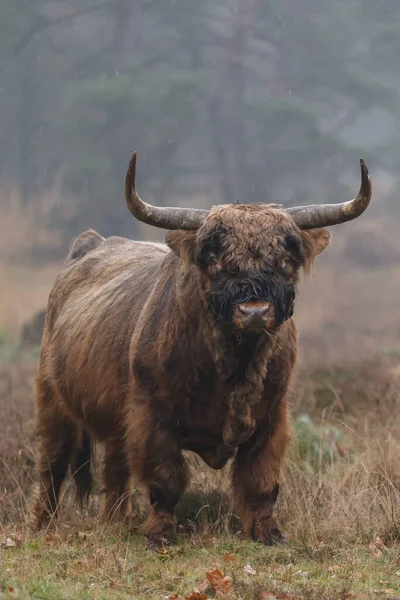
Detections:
[146, 531, 178, 551]
[251, 517, 286, 546]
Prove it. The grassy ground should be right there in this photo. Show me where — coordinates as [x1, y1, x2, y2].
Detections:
[3, 528, 400, 599]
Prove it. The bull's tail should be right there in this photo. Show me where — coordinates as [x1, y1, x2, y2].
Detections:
[71, 429, 93, 507]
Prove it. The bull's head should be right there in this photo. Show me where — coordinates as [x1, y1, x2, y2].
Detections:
[125, 153, 371, 334]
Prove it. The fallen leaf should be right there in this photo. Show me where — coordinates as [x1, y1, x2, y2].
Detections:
[74, 558, 92, 571]
[1, 534, 22, 549]
[206, 569, 233, 597]
[44, 532, 57, 545]
[328, 565, 340, 572]
[385, 589, 394, 594]
[186, 593, 208, 600]
[168, 595, 184, 600]
[222, 554, 235, 564]
[156, 547, 170, 554]
[206, 568, 224, 585]
[256, 592, 276, 600]
[202, 535, 219, 547]
[294, 570, 308, 579]
[155, 546, 175, 561]
[256, 592, 294, 600]
[369, 535, 387, 558]
[243, 564, 257, 575]
[196, 580, 209, 593]
[109, 582, 125, 589]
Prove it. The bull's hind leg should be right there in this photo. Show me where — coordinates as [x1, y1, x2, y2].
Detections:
[142, 428, 188, 548]
[232, 399, 291, 545]
[103, 438, 132, 522]
[31, 380, 77, 530]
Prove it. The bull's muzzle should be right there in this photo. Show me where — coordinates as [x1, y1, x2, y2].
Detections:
[235, 301, 273, 330]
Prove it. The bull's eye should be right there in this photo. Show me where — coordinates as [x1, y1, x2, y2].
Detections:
[208, 255, 222, 274]
[283, 255, 299, 269]
[282, 257, 291, 271]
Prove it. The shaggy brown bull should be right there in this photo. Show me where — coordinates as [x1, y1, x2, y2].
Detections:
[32, 153, 372, 546]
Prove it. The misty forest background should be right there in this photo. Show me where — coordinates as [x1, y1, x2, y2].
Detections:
[2, 0, 400, 361]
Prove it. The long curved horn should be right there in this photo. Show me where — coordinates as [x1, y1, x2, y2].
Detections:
[125, 152, 209, 230]
[287, 159, 372, 229]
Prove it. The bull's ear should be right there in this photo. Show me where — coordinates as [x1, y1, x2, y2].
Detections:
[300, 228, 330, 273]
[166, 230, 197, 263]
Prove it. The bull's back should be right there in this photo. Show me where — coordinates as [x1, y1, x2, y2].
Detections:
[42, 235, 169, 435]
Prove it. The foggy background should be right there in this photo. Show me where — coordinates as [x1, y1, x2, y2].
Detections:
[2, 0, 400, 363]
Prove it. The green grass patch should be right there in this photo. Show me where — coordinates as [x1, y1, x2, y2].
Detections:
[2, 528, 400, 599]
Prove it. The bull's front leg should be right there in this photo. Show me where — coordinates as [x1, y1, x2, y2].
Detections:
[231, 398, 291, 545]
[141, 426, 188, 548]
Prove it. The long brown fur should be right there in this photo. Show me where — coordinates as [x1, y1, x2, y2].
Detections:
[31, 205, 330, 545]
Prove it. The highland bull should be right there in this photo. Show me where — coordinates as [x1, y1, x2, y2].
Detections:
[32, 153, 372, 546]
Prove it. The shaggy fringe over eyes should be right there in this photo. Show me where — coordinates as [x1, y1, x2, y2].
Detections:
[210, 274, 295, 326]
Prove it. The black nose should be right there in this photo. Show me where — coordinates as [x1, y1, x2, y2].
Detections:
[237, 303, 271, 328]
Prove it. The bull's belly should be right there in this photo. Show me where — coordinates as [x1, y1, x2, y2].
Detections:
[180, 431, 223, 454]
[180, 430, 236, 470]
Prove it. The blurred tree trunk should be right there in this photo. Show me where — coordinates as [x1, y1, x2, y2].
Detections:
[18, 52, 34, 205]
